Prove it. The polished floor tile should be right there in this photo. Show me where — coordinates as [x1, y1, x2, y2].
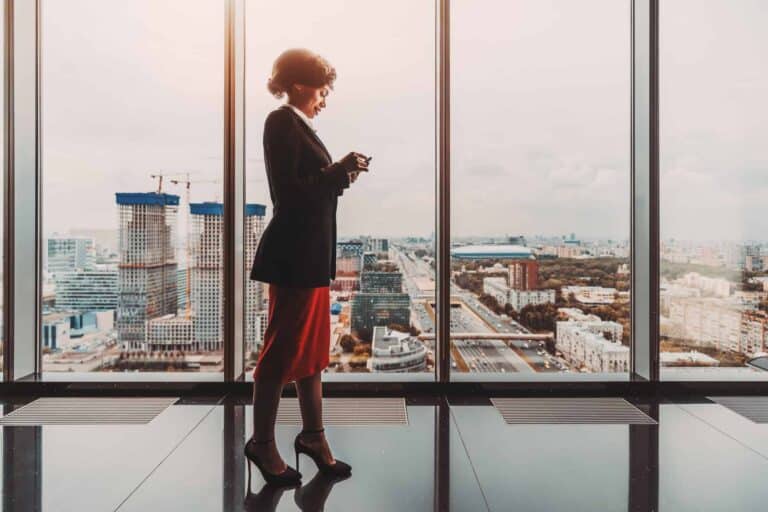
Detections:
[658, 404, 768, 511]
[116, 404, 488, 512]
[3, 397, 768, 511]
[1, 402, 216, 511]
[451, 405, 633, 512]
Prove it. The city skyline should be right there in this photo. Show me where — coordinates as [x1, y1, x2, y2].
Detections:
[40, 0, 768, 242]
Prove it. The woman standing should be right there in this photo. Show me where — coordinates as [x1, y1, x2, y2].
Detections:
[246, 48, 369, 487]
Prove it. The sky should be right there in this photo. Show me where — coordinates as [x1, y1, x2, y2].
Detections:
[39, 0, 768, 242]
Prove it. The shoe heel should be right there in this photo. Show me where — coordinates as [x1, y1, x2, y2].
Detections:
[295, 450, 300, 471]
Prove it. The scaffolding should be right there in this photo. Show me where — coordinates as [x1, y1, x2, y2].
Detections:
[116, 192, 180, 350]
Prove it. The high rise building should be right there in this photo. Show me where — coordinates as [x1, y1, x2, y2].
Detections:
[508, 260, 539, 291]
[190, 203, 223, 351]
[336, 240, 364, 276]
[188, 202, 266, 352]
[245, 205, 267, 353]
[47, 237, 95, 275]
[366, 238, 389, 254]
[362, 252, 378, 270]
[54, 270, 118, 311]
[743, 245, 763, 272]
[360, 271, 402, 294]
[116, 192, 179, 350]
[350, 293, 411, 334]
[337, 240, 364, 258]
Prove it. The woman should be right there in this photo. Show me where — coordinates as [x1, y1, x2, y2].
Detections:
[246, 48, 369, 487]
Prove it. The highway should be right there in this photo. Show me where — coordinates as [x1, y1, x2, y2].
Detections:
[394, 245, 564, 374]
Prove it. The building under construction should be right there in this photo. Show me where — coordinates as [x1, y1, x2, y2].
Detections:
[116, 192, 180, 350]
[117, 194, 267, 353]
[187, 202, 266, 352]
[244, 204, 267, 353]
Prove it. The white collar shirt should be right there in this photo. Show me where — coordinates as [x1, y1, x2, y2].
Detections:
[282, 103, 315, 132]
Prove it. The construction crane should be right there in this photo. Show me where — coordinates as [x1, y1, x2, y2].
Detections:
[150, 173, 168, 193]
[169, 174, 220, 319]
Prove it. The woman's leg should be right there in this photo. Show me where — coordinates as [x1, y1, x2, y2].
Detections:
[295, 371, 335, 465]
[250, 373, 288, 473]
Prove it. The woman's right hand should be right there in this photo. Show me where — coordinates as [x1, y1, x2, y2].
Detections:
[337, 152, 370, 174]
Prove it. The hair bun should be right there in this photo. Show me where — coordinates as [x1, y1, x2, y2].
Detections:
[267, 48, 336, 99]
[267, 77, 286, 99]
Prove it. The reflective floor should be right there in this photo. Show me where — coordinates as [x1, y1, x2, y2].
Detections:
[2, 395, 768, 511]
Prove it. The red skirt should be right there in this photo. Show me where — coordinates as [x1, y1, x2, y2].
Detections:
[252, 284, 331, 385]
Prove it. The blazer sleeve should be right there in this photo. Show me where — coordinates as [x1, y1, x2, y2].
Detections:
[264, 110, 350, 192]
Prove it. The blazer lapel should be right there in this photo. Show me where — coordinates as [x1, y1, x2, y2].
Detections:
[281, 105, 333, 163]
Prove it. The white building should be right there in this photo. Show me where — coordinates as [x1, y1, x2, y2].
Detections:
[562, 286, 617, 304]
[668, 298, 742, 352]
[368, 326, 427, 372]
[508, 289, 556, 311]
[47, 236, 95, 275]
[557, 308, 601, 322]
[556, 315, 628, 373]
[482, 277, 555, 311]
[752, 276, 768, 292]
[660, 351, 719, 367]
[678, 272, 731, 298]
[146, 314, 193, 351]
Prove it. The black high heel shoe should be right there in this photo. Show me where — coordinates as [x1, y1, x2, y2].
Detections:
[244, 437, 302, 488]
[293, 428, 352, 477]
[294, 471, 351, 511]
[244, 482, 289, 512]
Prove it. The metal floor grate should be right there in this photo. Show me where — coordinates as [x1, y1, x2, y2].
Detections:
[276, 398, 408, 426]
[490, 398, 657, 425]
[708, 396, 768, 423]
[0, 397, 178, 426]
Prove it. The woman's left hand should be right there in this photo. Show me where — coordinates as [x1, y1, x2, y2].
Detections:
[350, 171, 360, 183]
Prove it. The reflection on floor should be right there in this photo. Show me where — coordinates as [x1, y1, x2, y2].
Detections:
[2, 395, 768, 511]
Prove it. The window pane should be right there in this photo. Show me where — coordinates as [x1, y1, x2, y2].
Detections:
[245, 0, 436, 379]
[660, 0, 768, 380]
[0, 2, 4, 378]
[451, 0, 631, 379]
[42, 0, 224, 377]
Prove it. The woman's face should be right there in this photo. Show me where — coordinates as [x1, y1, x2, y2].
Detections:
[291, 84, 330, 118]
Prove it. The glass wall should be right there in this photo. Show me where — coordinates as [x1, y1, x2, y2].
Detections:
[450, 0, 631, 379]
[41, 0, 224, 376]
[244, 0, 436, 379]
[659, 0, 768, 380]
[0, 1, 4, 378]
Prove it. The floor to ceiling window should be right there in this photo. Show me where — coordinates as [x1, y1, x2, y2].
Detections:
[659, 0, 768, 380]
[0, 1, 4, 379]
[451, 0, 632, 380]
[244, 0, 437, 379]
[41, 0, 224, 377]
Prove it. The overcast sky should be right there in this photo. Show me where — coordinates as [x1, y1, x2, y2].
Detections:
[40, 0, 768, 242]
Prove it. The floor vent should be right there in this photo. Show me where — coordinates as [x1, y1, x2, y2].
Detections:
[0, 397, 178, 426]
[490, 397, 657, 425]
[276, 398, 408, 426]
[708, 396, 768, 423]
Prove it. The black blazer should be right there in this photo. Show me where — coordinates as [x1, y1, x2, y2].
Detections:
[250, 105, 350, 288]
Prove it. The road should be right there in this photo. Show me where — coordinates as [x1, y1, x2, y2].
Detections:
[394, 245, 564, 374]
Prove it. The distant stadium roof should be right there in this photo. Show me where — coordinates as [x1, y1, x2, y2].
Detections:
[189, 202, 267, 217]
[451, 244, 534, 260]
[116, 192, 180, 206]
